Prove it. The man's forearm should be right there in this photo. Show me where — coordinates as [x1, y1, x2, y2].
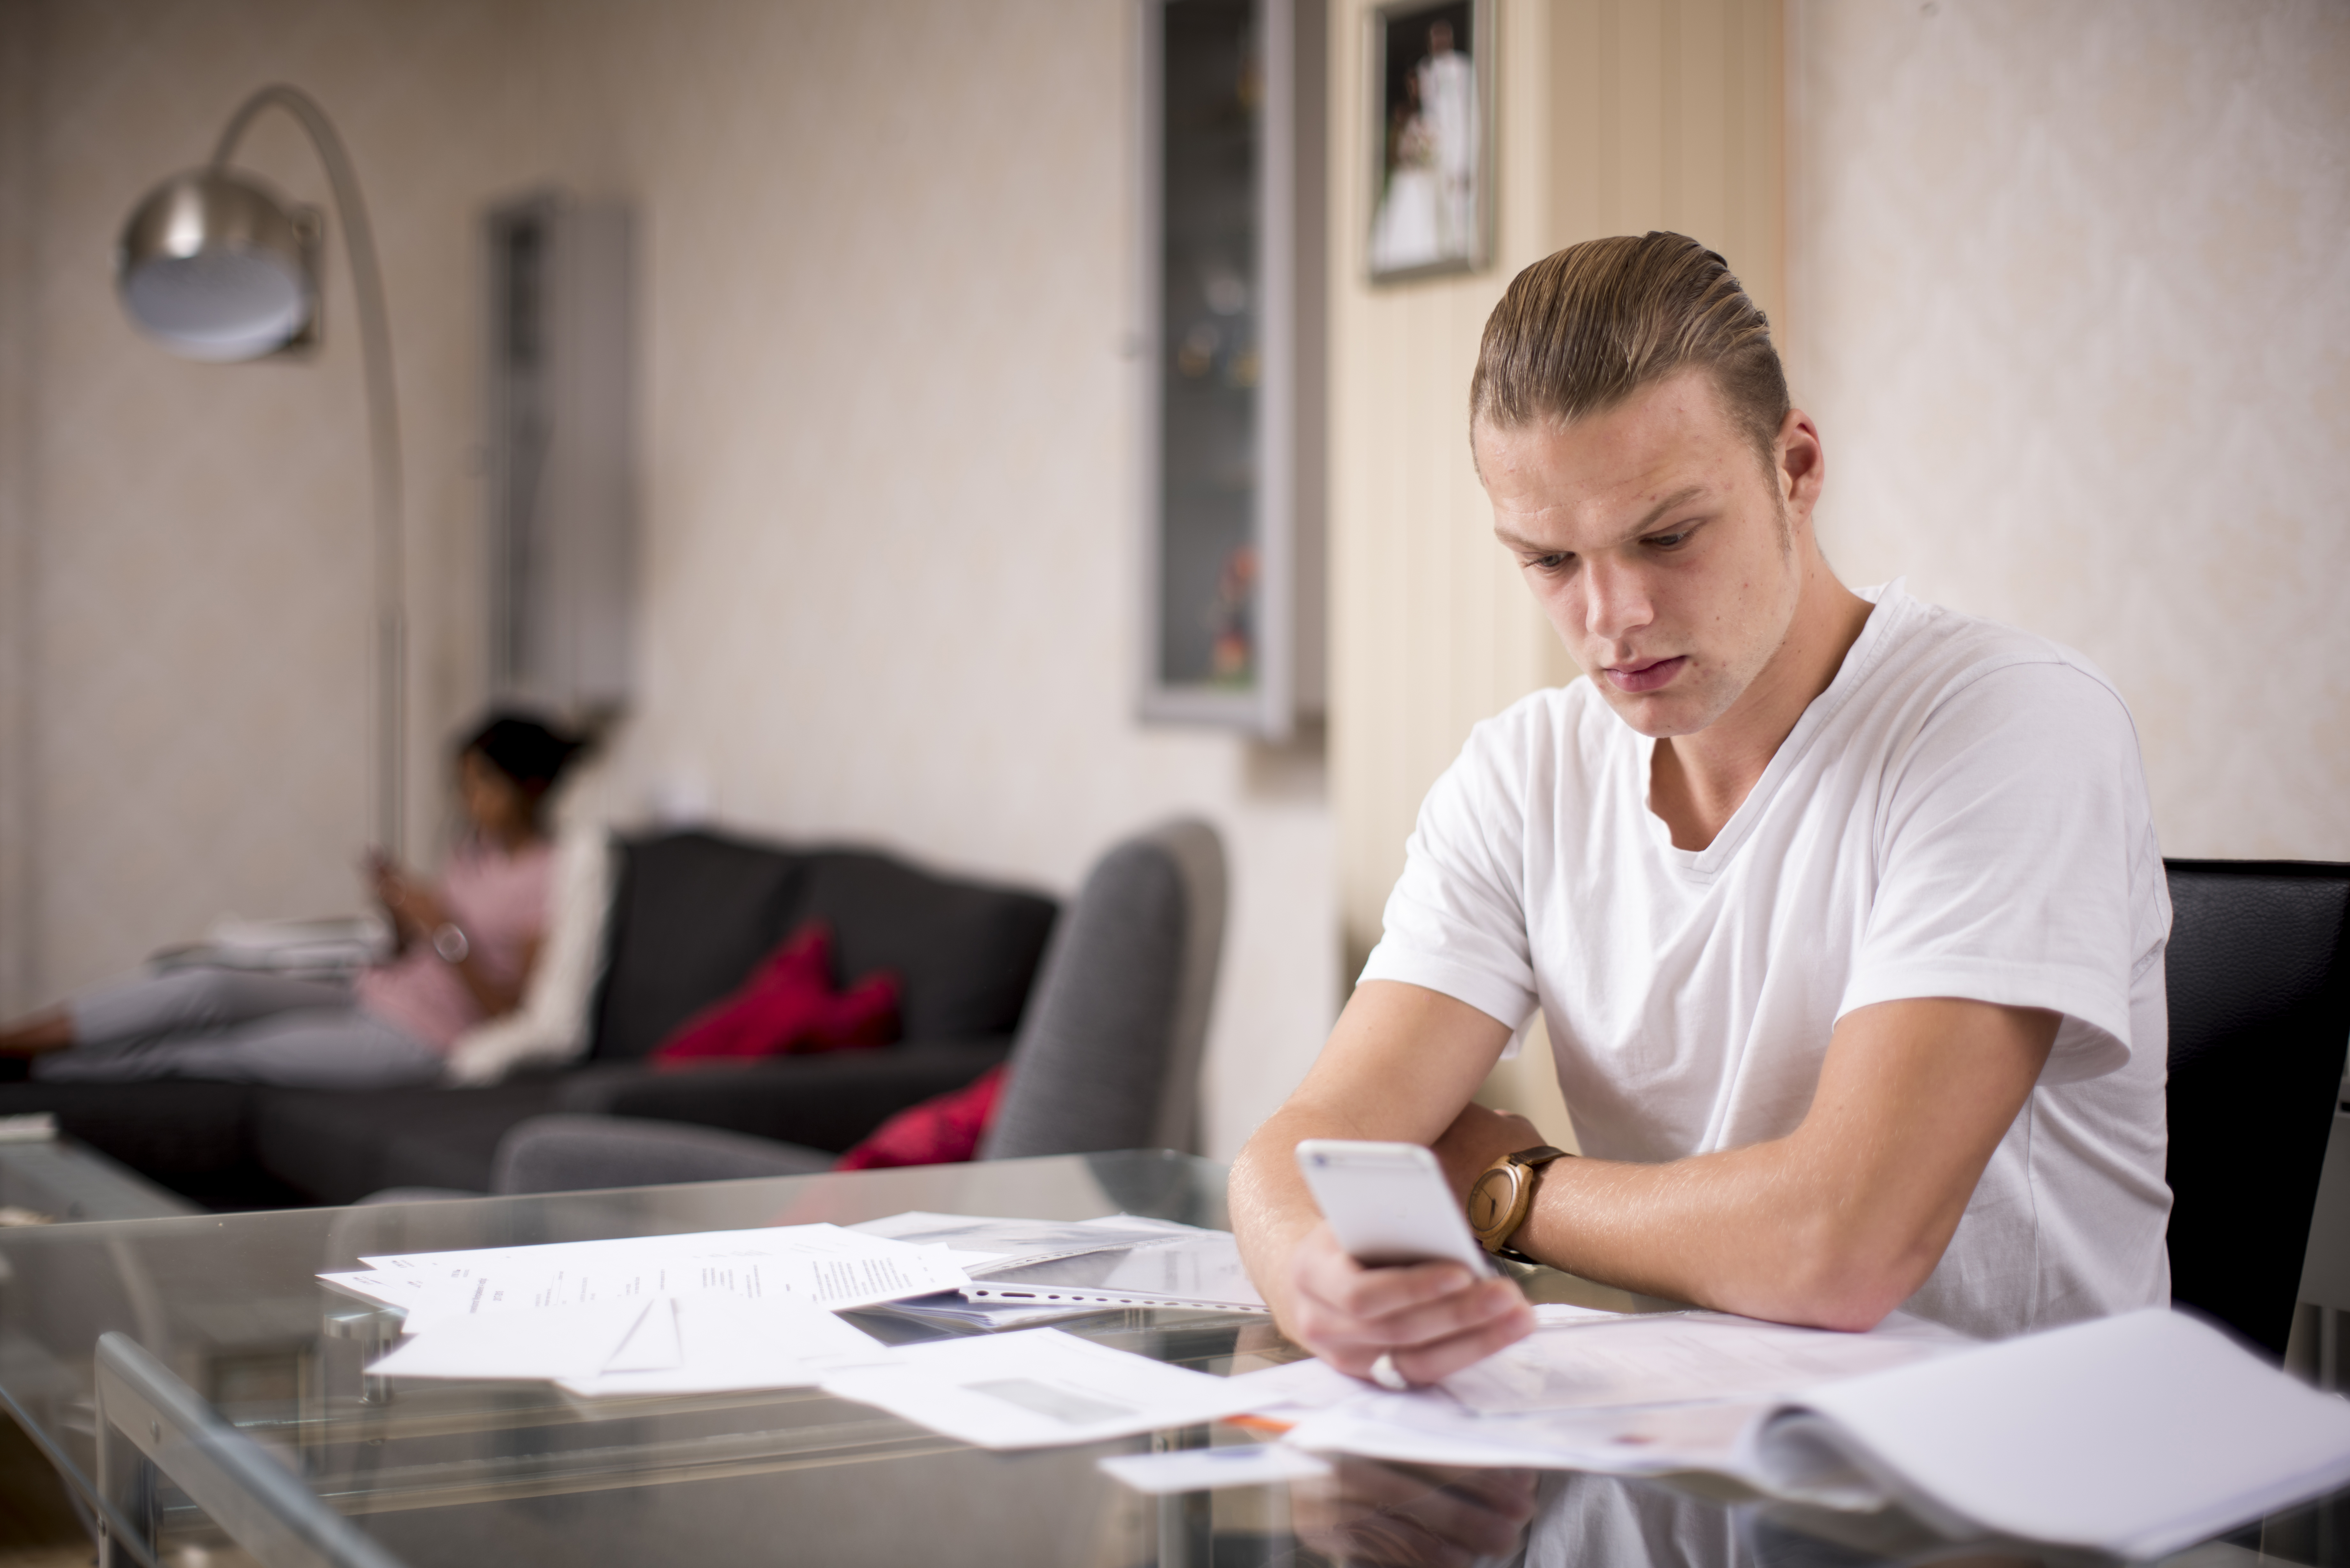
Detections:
[1510, 1138, 1906, 1328]
[1500, 998, 2058, 1330]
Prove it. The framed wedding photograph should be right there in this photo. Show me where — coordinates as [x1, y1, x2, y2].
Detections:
[1367, 0, 1493, 283]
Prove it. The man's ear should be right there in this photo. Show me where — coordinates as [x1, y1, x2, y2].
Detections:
[1777, 407, 1826, 520]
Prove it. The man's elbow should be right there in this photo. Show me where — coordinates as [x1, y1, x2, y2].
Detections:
[1770, 1225, 1944, 1333]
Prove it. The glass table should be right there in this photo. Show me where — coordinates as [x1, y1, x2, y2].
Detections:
[0, 1125, 200, 1225]
[0, 1150, 2340, 1567]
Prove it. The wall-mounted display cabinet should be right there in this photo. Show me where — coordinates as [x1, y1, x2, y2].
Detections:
[483, 191, 636, 723]
[1137, 0, 1326, 740]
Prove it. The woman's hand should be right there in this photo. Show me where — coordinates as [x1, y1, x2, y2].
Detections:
[362, 850, 533, 1019]
[365, 852, 447, 944]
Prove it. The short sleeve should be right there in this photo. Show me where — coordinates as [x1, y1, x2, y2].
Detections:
[1840, 658, 2166, 1082]
[1357, 710, 1543, 1029]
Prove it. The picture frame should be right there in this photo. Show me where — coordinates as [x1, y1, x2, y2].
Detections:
[1366, 0, 1493, 283]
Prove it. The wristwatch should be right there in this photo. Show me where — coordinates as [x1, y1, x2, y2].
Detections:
[431, 922, 471, 964]
[1467, 1144, 1573, 1262]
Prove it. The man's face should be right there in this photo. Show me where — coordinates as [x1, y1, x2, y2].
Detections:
[1474, 368, 1813, 741]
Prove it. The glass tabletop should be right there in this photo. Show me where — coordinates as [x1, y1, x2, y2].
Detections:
[0, 1150, 2340, 1568]
[0, 1129, 201, 1224]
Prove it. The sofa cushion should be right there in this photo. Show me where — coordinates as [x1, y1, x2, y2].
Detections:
[253, 1080, 563, 1204]
[836, 1062, 1006, 1170]
[796, 850, 1056, 1040]
[553, 1039, 1012, 1152]
[588, 832, 815, 1061]
[650, 921, 900, 1066]
[588, 833, 1058, 1061]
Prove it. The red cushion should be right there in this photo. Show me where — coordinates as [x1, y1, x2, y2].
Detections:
[650, 922, 899, 1069]
[834, 1064, 1007, 1170]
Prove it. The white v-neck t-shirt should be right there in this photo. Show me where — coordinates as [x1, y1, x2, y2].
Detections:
[1360, 581, 2172, 1339]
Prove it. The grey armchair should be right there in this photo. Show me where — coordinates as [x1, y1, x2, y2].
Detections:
[488, 818, 1227, 1196]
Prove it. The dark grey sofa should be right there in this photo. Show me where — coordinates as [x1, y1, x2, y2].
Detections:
[0, 829, 1059, 1207]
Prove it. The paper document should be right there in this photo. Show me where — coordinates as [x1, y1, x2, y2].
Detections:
[1288, 1387, 1778, 1475]
[1748, 1308, 2350, 1559]
[366, 1298, 672, 1382]
[1285, 1307, 2350, 1560]
[559, 1296, 900, 1398]
[1215, 1356, 1369, 1421]
[962, 1230, 1266, 1313]
[850, 1211, 1209, 1270]
[880, 1294, 1113, 1330]
[1099, 1443, 1332, 1494]
[366, 1293, 896, 1393]
[1442, 1311, 1956, 1415]
[820, 1328, 1282, 1450]
[325, 1223, 967, 1331]
[1531, 1302, 1626, 1326]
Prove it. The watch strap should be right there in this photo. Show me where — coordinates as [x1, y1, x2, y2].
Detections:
[1470, 1143, 1573, 1256]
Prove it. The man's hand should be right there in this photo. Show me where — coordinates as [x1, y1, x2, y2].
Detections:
[1230, 982, 1525, 1379]
[1293, 1458, 1539, 1568]
[1431, 1103, 1542, 1198]
[1269, 1099, 1542, 1388]
[1278, 1222, 1533, 1386]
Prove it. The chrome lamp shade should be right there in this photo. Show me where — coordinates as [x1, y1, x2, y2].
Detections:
[116, 168, 317, 362]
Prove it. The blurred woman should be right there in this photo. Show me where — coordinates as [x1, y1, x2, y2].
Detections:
[0, 713, 584, 1088]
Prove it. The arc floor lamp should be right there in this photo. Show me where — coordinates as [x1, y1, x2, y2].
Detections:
[113, 84, 406, 857]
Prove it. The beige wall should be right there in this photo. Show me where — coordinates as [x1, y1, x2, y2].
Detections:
[541, 0, 1339, 1158]
[1330, 0, 1785, 972]
[1, 0, 1338, 1160]
[2, 0, 543, 1012]
[1788, 0, 2350, 861]
[1331, 0, 2346, 1132]
[0, 3, 39, 1016]
[1326, 0, 1783, 1129]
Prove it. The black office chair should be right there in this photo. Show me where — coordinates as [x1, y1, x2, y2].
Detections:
[2164, 858, 2350, 1359]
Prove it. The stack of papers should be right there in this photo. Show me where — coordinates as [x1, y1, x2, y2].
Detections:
[956, 1230, 1268, 1315]
[852, 1212, 1242, 1325]
[373, 1295, 899, 1397]
[321, 1212, 1265, 1397]
[1746, 1309, 2350, 1559]
[322, 1223, 970, 1396]
[819, 1329, 1301, 1449]
[1441, 1308, 1957, 1415]
[1280, 1308, 2350, 1561]
[848, 1210, 1209, 1265]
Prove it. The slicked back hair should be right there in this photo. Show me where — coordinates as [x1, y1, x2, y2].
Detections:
[1471, 233, 1790, 475]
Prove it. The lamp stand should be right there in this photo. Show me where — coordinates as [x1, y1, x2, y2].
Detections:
[211, 85, 406, 858]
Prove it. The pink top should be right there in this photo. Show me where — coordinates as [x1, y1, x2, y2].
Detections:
[356, 840, 554, 1051]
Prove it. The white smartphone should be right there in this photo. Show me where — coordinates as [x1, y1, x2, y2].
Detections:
[1295, 1138, 1494, 1274]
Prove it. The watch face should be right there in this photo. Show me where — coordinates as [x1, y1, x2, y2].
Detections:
[1467, 1165, 1520, 1235]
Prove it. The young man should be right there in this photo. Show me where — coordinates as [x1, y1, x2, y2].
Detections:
[1233, 233, 2170, 1388]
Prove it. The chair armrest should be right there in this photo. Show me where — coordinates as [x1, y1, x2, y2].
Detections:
[550, 1037, 1014, 1152]
[494, 1115, 835, 1195]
